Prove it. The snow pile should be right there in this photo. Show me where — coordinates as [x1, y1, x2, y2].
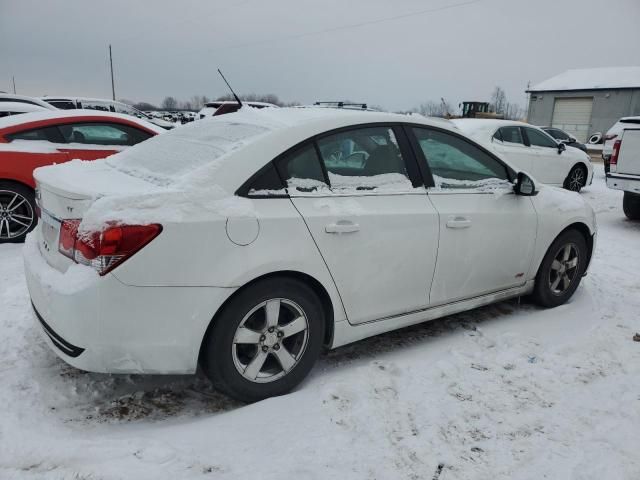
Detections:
[328, 172, 414, 192]
[530, 66, 640, 92]
[432, 174, 514, 193]
[22, 233, 98, 294]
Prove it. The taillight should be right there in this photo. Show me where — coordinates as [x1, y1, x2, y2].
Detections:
[58, 221, 162, 275]
[610, 139, 621, 173]
[604, 134, 618, 141]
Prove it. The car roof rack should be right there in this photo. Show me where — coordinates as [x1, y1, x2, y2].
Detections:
[313, 101, 369, 110]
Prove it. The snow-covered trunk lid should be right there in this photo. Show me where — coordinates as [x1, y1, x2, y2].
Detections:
[33, 160, 160, 272]
[617, 129, 640, 176]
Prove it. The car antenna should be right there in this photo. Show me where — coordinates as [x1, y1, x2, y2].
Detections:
[217, 69, 243, 108]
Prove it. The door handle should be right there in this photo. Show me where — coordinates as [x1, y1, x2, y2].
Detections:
[325, 221, 360, 234]
[446, 216, 471, 229]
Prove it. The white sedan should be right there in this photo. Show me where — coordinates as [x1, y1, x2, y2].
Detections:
[24, 108, 596, 402]
[452, 119, 593, 192]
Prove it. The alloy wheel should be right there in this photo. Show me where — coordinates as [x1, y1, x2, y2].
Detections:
[232, 298, 310, 383]
[0, 190, 34, 240]
[568, 168, 585, 191]
[548, 243, 580, 295]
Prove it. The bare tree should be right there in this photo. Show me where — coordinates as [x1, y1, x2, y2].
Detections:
[415, 99, 453, 118]
[490, 86, 507, 114]
[161, 96, 178, 110]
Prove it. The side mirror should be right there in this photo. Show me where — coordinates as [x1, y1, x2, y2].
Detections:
[514, 172, 537, 196]
[569, 136, 577, 143]
[557, 142, 566, 154]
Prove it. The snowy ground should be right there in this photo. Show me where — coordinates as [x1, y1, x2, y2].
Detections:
[1, 169, 639, 480]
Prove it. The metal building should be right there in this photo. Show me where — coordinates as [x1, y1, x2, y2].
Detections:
[526, 67, 640, 142]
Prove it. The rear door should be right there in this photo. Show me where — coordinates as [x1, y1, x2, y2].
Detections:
[491, 126, 534, 174]
[280, 125, 440, 325]
[409, 126, 537, 305]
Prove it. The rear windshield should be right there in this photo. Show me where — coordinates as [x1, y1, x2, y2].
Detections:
[106, 120, 269, 182]
[620, 118, 640, 124]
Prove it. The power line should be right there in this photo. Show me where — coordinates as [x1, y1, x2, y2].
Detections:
[207, 0, 488, 52]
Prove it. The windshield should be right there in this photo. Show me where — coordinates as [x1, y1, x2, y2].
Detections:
[106, 119, 270, 182]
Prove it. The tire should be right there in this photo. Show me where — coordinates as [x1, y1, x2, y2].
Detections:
[201, 277, 325, 403]
[564, 165, 587, 192]
[533, 230, 587, 308]
[588, 132, 602, 144]
[623, 192, 640, 220]
[0, 181, 37, 243]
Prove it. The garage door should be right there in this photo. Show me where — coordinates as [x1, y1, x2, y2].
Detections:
[551, 97, 593, 143]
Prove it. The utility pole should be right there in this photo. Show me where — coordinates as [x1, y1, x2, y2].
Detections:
[12, 76, 16, 94]
[109, 45, 116, 101]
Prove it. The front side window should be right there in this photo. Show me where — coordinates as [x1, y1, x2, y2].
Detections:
[6, 126, 63, 143]
[413, 127, 509, 188]
[525, 127, 558, 148]
[58, 122, 151, 146]
[496, 126, 524, 145]
[316, 126, 412, 191]
[545, 128, 569, 141]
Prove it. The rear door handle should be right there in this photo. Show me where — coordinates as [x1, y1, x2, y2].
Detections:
[325, 221, 360, 234]
[446, 216, 472, 229]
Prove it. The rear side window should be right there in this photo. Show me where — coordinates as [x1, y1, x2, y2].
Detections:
[276, 144, 328, 193]
[6, 126, 63, 143]
[58, 122, 152, 146]
[413, 127, 509, 188]
[496, 127, 524, 145]
[48, 101, 77, 110]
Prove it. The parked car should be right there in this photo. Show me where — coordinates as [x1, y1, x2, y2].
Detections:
[605, 126, 640, 219]
[453, 119, 593, 192]
[0, 110, 164, 242]
[0, 93, 57, 111]
[24, 109, 597, 402]
[540, 126, 588, 153]
[0, 101, 48, 118]
[603, 116, 640, 173]
[40, 96, 175, 130]
[197, 101, 278, 119]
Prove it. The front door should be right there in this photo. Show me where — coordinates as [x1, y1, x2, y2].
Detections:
[522, 126, 566, 185]
[277, 126, 440, 325]
[410, 126, 537, 304]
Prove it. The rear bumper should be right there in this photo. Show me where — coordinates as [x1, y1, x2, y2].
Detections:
[606, 173, 640, 193]
[24, 234, 236, 374]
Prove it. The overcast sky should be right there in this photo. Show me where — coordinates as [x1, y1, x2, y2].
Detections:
[1, 0, 638, 111]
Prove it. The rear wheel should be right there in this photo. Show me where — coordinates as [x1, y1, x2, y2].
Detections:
[533, 230, 587, 308]
[201, 277, 325, 403]
[0, 181, 36, 243]
[623, 192, 640, 220]
[564, 165, 587, 192]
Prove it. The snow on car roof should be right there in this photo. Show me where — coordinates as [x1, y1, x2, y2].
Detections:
[105, 106, 455, 188]
[529, 66, 640, 92]
[451, 118, 525, 138]
[203, 101, 279, 108]
[0, 102, 48, 113]
[0, 109, 166, 133]
[0, 94, 57, 110]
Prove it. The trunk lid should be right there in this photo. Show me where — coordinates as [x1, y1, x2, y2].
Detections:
[34, 160, 159, 272]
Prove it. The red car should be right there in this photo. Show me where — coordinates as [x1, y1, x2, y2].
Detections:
[0, 110, 164, 243]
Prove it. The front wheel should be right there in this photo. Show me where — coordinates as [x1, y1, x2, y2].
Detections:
[201, 277, 325, 403]
[564, 165, 587, 192]
[533, 230, 587, 308]
[0, 182, 37, 243]
[623, 192, 640, 220]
